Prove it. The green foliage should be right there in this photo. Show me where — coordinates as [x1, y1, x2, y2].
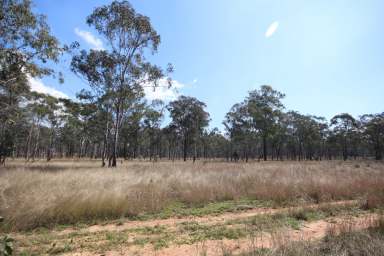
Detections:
[330, 113, 359, 161]
[0, 236, 13, 256]
[361, 113, 384, 160]
[0, 0, 66, 160]
[136, 199, 271, 220]
[178, 221, 245, 243]
[167, 95, 210, 160]
[0, 217, 13, 256]
[224, 85, 285, 160]
[71, 0, 171, 167]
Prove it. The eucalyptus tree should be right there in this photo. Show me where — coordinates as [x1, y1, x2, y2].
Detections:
[201, 128, 228, 159]
[285, 111, 327, 160]
[119, 103, 145, 159]
[71, 0, 172, 167]
[361, 113, 384, 160]
[58, 97, 98, 158]
[246, 85, 285, 161]
[0, 0, 66, 163]
[24, 92, 49, 160]
[330, 113, 358, 160]
[142, 100, 164, 160]
[44, 95, 64, 161]
[167, 96, 210, 161]
[223, 102, 252, 161]
[162, 123, 179, 160]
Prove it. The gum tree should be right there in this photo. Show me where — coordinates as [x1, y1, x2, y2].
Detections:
[361, 113, 384, 160]
[72, 0, 172, 167]
[330, 113, 358, 161]
[246, 85, 285, 161]
[167, 96, 210, 161]
[0, 0, 66, 163]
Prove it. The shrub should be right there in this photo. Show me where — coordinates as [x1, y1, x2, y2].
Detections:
[0, 217, 13, 256]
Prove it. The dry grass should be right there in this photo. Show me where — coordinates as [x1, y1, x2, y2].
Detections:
[1, 159, 384, 231]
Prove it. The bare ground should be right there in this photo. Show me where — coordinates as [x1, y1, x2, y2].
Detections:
[58, 200, 358, 235]
[13, 200, 378, 256]
[61, 214, 378, 256]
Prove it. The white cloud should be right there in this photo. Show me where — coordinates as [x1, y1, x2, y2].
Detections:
[74, 28, 104, 50]
[265, 21, 279, 38]
[192, 78, 198, 84]
[143, 78, 186, 101]
[28, 76, 69, 99]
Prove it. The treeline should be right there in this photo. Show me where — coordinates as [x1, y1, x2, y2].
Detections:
[1, 0, 383, 166]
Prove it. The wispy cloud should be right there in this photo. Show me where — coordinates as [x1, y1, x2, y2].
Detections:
[265, 21, 279, 38]
[28, 76, 69, 99]
[192, 78, 198, 84]
[74, 28, 104, 50]
[143, 78, 186, 101]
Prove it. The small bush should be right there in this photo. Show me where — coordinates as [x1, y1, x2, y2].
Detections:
[0, 236, 13, 256]
[0, 217, 13, 256]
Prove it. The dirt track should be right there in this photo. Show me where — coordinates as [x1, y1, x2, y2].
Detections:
[53, 200, 379, 256]
[60, 200, 358, 235]
[63, 215, 378, 256]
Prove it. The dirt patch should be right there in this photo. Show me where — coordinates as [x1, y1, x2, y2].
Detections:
[63, 214, 378, 256]
[56, 200, 358, 235]
[53, 200, 372, 256]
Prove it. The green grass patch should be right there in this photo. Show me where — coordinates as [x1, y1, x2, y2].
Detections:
[227, 213, 301, 231]
[177, 221, 246, 244]
[228, 203, 363, 233]
[135, 199, 273, 221]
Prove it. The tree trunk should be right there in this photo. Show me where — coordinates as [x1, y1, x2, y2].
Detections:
[343, 137, 348, 161]
[263, 135, 267, 161]
[183, 136, 188, 161]
[375, 142, 383, 160]
[31, 126, 40, 162]
[25, 121, 35, 161]
[101, 110, 111, 167]
[46, 123, 55, 162]
[111, 130, 118, 167]
[0, 154, 5, 166]
[110, 106, 121, 167]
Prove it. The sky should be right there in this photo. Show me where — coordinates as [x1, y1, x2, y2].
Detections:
[32, 0, 384, 130]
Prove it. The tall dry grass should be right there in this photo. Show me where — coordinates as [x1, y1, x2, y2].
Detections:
[1, 159, 384, 231]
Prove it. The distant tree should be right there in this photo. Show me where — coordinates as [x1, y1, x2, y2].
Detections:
[120, 103, 145, 159]
[44, 95, 64, 161]
[162, 123, 179, 160]
[361, 113, 384, 160]
[24, 92, 46, 161]
[285, 111, 327, 160]
[246, 85, 285, 161]
[71, 0, 172, 167]
[142, 100, 164, 160]
[330, 113, 358, 161]
[223, 102, 253, 161]
[167, 96, 210, 161]
[201, 128, 228, 159]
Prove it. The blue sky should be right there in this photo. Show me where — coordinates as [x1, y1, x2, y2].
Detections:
[32, 0, 384, 130]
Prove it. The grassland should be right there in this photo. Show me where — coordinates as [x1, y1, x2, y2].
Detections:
[1, 159, 384, 255]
